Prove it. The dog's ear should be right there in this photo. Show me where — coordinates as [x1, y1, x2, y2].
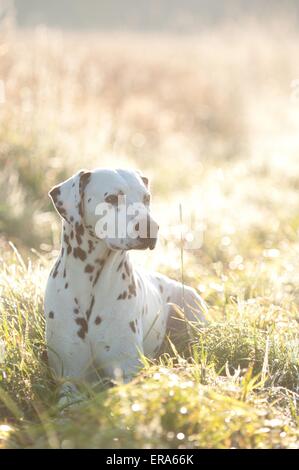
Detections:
[136, 170, 149, 189]
[49, 169, 92, 224]
[141, 176, 149, 188]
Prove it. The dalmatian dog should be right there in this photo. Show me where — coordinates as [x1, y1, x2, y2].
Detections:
[44, 168, 207, 400]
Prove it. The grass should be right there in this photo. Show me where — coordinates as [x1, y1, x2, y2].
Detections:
[0, 245, 298, 449]
[1, 17, 299, 448]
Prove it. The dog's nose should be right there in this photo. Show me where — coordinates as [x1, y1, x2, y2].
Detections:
[137, 236, 157, 250]
[134, 216, 159, 250]
[148, 237, 157, 250]
[146, 216, 158, 249]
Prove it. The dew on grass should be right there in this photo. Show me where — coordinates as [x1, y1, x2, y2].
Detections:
[132, 403, 141, 412]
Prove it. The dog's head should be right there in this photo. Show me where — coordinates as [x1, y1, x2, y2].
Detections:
[49, 168, 159, 251]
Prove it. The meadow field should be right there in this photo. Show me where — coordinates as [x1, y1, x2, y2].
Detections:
[0, 17, 299, 448]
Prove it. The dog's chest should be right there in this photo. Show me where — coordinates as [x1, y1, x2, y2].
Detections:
[46, 240, 170, 360]
[92, 279, 167, 358]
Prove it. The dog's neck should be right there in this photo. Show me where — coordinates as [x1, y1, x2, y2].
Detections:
[57, 221, 131, 292]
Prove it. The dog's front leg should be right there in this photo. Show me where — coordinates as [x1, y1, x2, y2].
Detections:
[47, 334, 94, 409]
[98, 336, 144, 384]
[57, 381, 85, 409]
[103, 358, 142, 384]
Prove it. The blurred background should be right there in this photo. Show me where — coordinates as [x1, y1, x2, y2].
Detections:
[1, 0, 299, 280]
[12, 1, 299, 30]
[2, 2, 299, 449]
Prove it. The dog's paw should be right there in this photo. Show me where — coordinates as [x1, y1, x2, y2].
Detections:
[57, 382, 85, 411]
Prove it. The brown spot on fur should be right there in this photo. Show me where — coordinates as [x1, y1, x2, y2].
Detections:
[86, 295, 95, 321]
[117, 291, 127, 300]
[73, 247, 87, 261]
[95, 316, 102, 325]
[78, 171, 91, 218]
[75, 222, 85, 245]
[50, 186, 69, 220]
[88, 240, 94, 254]
[128, 284, 136, 296]
[85, 264, 94, 273]
[59, 206, 68, 219]
[51, 258, 61, 279]
[50, 187, 61, 202]
[48, 311, 54, 319]
[124, 261, 130, 277]
[128, 276, 137, 297]
[117, 261, 123, 271]
[93, 269, 101, 285]
[93, 267, 103, 287]
[64, 234, 72, 255]
[141, 176, 149, 188]
[92, 253, 111, 287]
[75, 317, 88, 339]
[129, 321, 136, 333]
[129, 280, 137, 297]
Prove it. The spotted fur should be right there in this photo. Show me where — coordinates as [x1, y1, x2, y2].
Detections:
[44, 168, 207, 391]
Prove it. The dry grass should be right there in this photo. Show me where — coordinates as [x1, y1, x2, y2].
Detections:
[0, 17, 299, 448]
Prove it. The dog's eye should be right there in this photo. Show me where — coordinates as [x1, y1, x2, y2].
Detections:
[105, 194, 119, 205]
[143, 194, 151, 205]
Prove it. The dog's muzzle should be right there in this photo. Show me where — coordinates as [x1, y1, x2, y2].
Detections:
[135, 216, 159, 250]
[137, 236, 158, 250]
